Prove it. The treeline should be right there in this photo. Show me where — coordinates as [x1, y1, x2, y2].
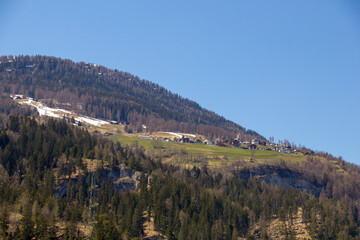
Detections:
[229, 154, 360, 231]
[0, 115, 359, 239]
[149, 168, 360, 239]
[0, 95, 36, 117]
[0, 55, 261, 140]
[0, 115, 156, 239]
[288, 155, 360, 219]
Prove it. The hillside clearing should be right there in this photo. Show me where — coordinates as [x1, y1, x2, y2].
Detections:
[107, 134, 312, 169]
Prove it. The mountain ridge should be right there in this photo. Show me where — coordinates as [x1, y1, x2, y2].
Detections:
[0, 55, 263, 141]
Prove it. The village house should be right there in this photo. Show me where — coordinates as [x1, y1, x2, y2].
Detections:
[249, 144, 257, 150]
[232, 139, 240, 148]
[203, 139, 213, 145]
[180, 137, 191, 143]
[138, 135, 153, 140]
[222, 139, 230, 145]
[213, 138, 221, 145]
[259, 141, 267, 146]
[104, 132, 114, 136]
[216, 141, 226, 147]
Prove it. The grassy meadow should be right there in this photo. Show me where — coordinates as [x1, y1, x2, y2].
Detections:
[107, 134, 310, 169]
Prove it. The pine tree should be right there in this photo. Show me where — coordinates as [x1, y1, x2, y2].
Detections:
[232, 228, 239, 240]
[33, 213, 49, 240]
[0, 207, 10, 238]
[94, 214, 119, 240]
[20, 203, 34, 240]
[47, 214, 58, 240]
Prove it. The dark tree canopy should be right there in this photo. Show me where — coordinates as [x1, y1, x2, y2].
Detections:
[0, 55, 262, 140]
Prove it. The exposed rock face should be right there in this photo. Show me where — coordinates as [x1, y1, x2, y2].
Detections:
[102, 167, 133, 180]
[236, 166, 322, 196]
[102, 167, 137, 191]
[113, 181, 136, 191]
[55, 166, 138, 198]
[54, 180, 72, 198]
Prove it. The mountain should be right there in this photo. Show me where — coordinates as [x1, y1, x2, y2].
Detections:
[1, 55, 360, 239]
[0, 55, 262, 141]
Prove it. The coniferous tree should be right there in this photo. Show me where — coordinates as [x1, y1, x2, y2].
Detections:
[0, 207, 10, 238]
[20, 203, 34, 240]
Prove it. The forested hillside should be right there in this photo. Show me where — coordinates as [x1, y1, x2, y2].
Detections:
[0, 55, 261, 140]
[0, 114, 359, 239]
[1, 55, 360, 239]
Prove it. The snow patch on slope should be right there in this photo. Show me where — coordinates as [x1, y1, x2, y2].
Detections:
[19, 99, 108, 127]
[76, 116, 108, 126]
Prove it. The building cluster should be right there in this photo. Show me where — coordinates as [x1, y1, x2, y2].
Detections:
[7, 93, 311, 156]
[138, 134, 312, 155]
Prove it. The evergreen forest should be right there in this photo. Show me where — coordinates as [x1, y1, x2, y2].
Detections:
[0, 113, 359, 239]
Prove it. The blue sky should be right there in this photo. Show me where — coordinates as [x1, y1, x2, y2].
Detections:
[1, 0, 360, 164]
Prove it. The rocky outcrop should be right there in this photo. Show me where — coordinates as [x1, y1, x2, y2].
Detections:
[236, 166, 322, 196]
[55, 165, 138, 198]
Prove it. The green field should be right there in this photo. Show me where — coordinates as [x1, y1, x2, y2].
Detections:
[107, 134, 310, 168]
